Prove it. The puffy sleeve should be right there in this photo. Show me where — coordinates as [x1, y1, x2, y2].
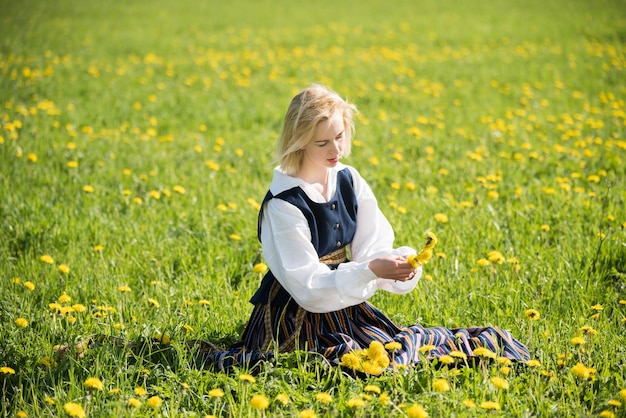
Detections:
[260, 167, 420, 313]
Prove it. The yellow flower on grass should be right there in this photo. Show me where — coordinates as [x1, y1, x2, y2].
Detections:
[147, 396, 163, 408]
[250, 394, 269, 410]
[434, 213, 449, 223]
[229, 234, 242, 241]
[591, 304, 604, 311]
[480, 401, 501, 410]
[525, 309, 540, 320]
[155, 333, 170, 344]
[0, 366, 16, 374]
[490, 376, 509, 390]
[134, 387, 147, 396]
[477, 258, 490, 267]
[84, 377, 104, 390]
[540, 224, 551, 232]
[300, 409, 317, 418]
[118, 285, 131, 293]
[44, 396, 55, 404]
[450, 350, 467, 360]
[173, 185, 186, 195]
[108, 388, 120, 395]
[419, 344, 436, 353]
[473, 347, 496, 359]
[432, 378, 450, 392]
[571, 336, 585, 346]
[315, 392, 333, 403]
[619, 389, 626, 400]
[58, 264, 70, 274]
[364, 384, 381, 394]
[599, 411, 615, 418]
[147, 298, 160, 308]
[127, 398, 141, 408]
[340, 340, 390, 375]
[407, 403, 428, 418]
[83, 185, 94, 193]
[15, 318, 28, 328]
[462, 399, 476, 408]
[571, 362, 596, 379]
[253, 263, 268, 274]
[40, 254, 55, 264]
[239, 373, 256, 383]
[487, 250, 505, 264]
[347, 397, 365, 408]
[23, 281, 35, 291]
[275, 393, 290, 405]
[209, 388, 224, 398]
[63, 402, 86, 418]
[438, 355, 455, 365]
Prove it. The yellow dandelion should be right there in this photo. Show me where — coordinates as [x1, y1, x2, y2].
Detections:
[27, 153, 38, 162]
[526, 359, 542, 367]
[63, 402, 86, 418]
[490, 376, 509, 390]
[599, 411, 615, 418]
[84, 377, 104, 390]
[0, 366, 16, 374]
[434, 213, 449, 223]
[239, 373, 256, 383]
[108, 388, 120, 395]
[432, 378, 450, 392]
[525, 309, 540, 320]
[379, 392, 390, 406]
[571, 336, 585, 346]
[198, 299, 210, 305]
[419, 344, 436, 353]
[275, 393, 290, 405]
[619, 389, 626, 400]
[607, 400, 621, 407]
[253, 263, 268, 274]
[23, 281, 35, 291]
[57, 264, 70, 275]
[450, 350, 467, 360]
[58, 292, 71, 303]
[183, 324, 195, 333]
[540, 224, 551, 231]
[93, 245, 104, 252]
[209, 388, 225, 398]
[473, 347, 496, 359]
[438, 355, 455, 365]
[462, 399, 476, 408]
[40, 254, 55, 264]
[250, 394, 269, 410]
[315, 392, 333, 404]
[407, 403, 429, 418]
[571, 362, 594, 379]
[82, 185, 94, 193]
[155, 333, 170, 344]
[347, 397, 365, 408]
[127, 398, 142, 408]
[147, 396, 163, 408]
[173, 185, 186, 195]
[591, 304, 604, 311]
[134, 387, 147, 396]
[385, 341, 402, 351]
[496, 357, 512, 366]
[15, 318, 28, 328]
[299, 410, 317, 418]
[477, 258, 490, 267]
[147, 298, 160, 308]
[480, 401, 501, 410]
[44, 396, 55, 404]
[364, 384, 381, 394]
[67, 160, 79, 168]
[118, 285, 131, 293]
[229, 234, 242, 241]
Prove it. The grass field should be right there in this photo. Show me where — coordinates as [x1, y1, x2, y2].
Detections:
[1, 0, 626, 416]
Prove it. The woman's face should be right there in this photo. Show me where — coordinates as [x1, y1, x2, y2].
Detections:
[301, 111, 345, 177]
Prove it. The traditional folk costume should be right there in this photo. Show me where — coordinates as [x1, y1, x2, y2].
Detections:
[202, 164, 530, 370]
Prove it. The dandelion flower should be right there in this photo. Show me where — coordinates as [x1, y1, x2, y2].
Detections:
[432, 378, 450, 392]
[209, 388, 225, 398]
[239, 373, 256, 383]
[347, 397, 365, 408]
[15, 318, 28, 328]
[108, 388, 120, 395]
[619, 389, 626, 400]
[58, 292, 71, 303]
[364, 384, 381, 394]
[300, 410, 317, 418]
[147, 298, 160, 308]
[591, 304, 604, 311]
[127, 398, 142, 408]
[253, 263, 268, 274]
[275, 393, 290, 405]
[57, 264, 70, 275]
[118, 285, 131, 293]
[250, 394, 269, 410]
[472, 347, 496, 359]
[480, 401, 501, 410]
[419, 344, 436, 353]
[599, 411, 615, 418]
[608, 400, 621, 407]
[540, 224, 551, 231]
[229, 234, 242, 241]
[571, 362, 595, 379]
[490, 376, 509, 390]
[40, 255, 55, 264]
[462, 399, 476, 408]
[477, 258, 490, 267]
[83, 185, 94, 193]
[407, 403, 428, 418]
[434, 213, 449, 223]
[0, 366, 16, 374]
[44, 397, 55, 404]
[173, 185, 186, 195]
[408, 232, 438, 267]
[385, 341, 402, 351]
[155, 333, 170, 344]
[315, 392, 333, 404]
[134, 387, 147, 396]
[571, 336, 585, 346]
[23, 281, 35, 291]
[84, 377, 104, 390]
[438, 355, 455, 365]
[450, 350, 467, 360]
[379, 392, 390, 406]
[147, 396, 163, 408]
[63, 402, 86, 418]
[526, 359, 542, 367]
[525, 309, 540, 320]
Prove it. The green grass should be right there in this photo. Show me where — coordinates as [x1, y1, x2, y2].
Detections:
[1, 0, 625, 416]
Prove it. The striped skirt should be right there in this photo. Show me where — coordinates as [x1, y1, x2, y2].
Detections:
[201, 282, 530, 371]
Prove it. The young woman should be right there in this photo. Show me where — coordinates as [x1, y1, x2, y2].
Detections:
[202, 84, 530, 371]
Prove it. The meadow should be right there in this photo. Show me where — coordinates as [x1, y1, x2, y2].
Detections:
[1, 0, 625, 416]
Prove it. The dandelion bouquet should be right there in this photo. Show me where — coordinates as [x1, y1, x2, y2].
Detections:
[407, 231, 438, 268]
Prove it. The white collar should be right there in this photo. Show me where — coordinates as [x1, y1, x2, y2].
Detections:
[269, 163, 346, 202]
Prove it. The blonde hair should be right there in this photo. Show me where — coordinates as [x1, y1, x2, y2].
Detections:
[276, 84, 357, 176]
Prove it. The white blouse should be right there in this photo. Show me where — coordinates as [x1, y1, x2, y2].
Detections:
[260, 163, 421, 313]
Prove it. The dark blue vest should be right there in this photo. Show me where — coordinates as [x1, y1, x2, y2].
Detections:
[250, 168, 358, 305]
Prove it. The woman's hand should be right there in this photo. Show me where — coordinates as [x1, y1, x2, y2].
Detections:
[368, 255, 419, 282]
